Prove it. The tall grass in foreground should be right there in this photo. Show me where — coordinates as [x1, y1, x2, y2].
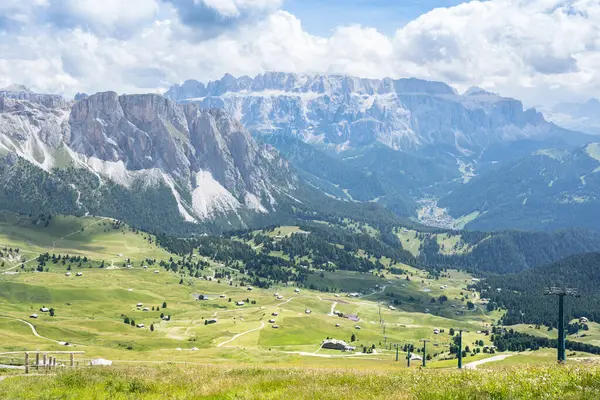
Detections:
[1, 364, 600, 399]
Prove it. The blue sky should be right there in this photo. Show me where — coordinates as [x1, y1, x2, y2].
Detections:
[284, 0, 468, 35]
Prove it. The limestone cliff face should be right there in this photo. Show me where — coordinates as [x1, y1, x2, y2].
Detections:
[0, 88, 297, 224]
[184, 106, 291, 199]
[166, 73, 566, 154]
[69, 92, 193, 177]
[0, 92, 70, 169]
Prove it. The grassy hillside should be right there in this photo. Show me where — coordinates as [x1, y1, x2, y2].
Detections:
[2, 213, 599, 374]
[0, 211, 173, 268]
[0, 261, 499, 365]
[0, 213, 505, 368]
[2, 364, 600, 399]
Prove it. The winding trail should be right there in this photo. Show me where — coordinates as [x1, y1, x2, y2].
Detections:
[1, 216, 113, 274]
[70, 185, 88, 216]
[214, 296, 298, 347]
[67, 148, 104, 195]
[0, 316, 85, 347]
[360, 285, 388, 299]
[476, 306, 494, 321]
[0, 316, 60, 344]
[465, 354, 512, 369]
[216, 322, 265, 348]
[51, 217, 112, 251]
[1, 255, 40, 273]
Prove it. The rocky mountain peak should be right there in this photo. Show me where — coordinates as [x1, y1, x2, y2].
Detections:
[393, 78, 456, 95]
[165, 72, 458, 102]
[464, 86, 498, 97]
[1, 84, 32, 93]
[165, 72, 562, 154]
[0, 85, 66, 109]
[74, 93, 89, 101]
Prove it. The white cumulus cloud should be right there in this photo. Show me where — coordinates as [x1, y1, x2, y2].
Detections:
[0, 0, 599, 107]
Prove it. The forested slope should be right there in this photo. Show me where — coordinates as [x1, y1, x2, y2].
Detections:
[476, 253, 600, 326]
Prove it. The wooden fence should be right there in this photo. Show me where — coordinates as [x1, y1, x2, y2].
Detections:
[0, 351, 86, 373]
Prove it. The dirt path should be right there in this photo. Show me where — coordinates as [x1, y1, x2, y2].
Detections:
[1, 216, 113, 273]
[476, 306, 494, 321]
[212, 296, 296, 318]
[216, 322, 265, 348]
[0, 317, 85, 347]
[328, 302, 338, 316]
[282, 351, 380, 359]
[214, 296, 298, 347]
[0, 316, 61, 344]
[51, 217, 112, 251]
[1, 254, 40, 273]
[360, 285, 388, 299]
[465, 354, 512, 369]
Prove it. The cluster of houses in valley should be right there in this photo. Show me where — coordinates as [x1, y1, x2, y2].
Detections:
[126, 302, 170, 329]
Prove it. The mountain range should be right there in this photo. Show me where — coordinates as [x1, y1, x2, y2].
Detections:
[1, 73, 599, 235]
[165, 73, 585, 158]
[165, 73, 597, 231]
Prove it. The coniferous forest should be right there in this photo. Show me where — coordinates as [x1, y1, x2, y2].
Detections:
[476, 253, 600, 326]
